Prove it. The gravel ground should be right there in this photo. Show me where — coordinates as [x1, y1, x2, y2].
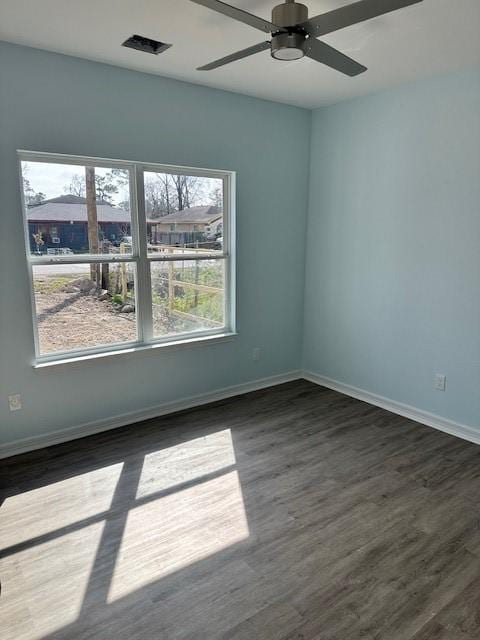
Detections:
[35, 290, 137, 355]
[34, 291, 203, 355]
[33, 271, 214, 355]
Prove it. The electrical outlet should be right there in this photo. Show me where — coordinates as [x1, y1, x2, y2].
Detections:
[8, 394, 22, 411]
[252, 347, 261, 362]
[434, 374, 446, 392]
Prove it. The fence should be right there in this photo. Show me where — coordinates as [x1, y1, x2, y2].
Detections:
[151, 246, 223, 330]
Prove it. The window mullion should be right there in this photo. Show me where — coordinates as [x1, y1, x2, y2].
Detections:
[224, 172, 235, 334]
[132, 165, 153, 343]
[147, 253, 228, 263]
[28, 255, 135, 266]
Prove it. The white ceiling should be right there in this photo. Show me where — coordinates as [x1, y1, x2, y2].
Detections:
[1, 0, 479, 108]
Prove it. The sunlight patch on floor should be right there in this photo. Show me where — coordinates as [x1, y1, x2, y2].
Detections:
[108, 470, 249, 602]
[0, 521, 105, 640]
[0, 463, 123, 548]
[135, 429, 237, 499]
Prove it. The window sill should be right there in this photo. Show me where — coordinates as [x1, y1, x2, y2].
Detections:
[33, 332, 238, 369]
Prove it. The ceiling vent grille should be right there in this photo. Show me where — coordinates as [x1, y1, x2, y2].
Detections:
[122, 34, 172, 55]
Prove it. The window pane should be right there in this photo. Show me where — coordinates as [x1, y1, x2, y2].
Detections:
[151, 260, 225, 338]
[32, 263, 137, 355]
[21, 161, 132, 257]
[144, 171, 224, 255]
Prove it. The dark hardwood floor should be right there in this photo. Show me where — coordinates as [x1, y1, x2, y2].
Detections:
[2, 380, 480, 639]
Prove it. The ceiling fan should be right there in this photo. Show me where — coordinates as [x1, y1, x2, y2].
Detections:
[189, 0, 423, 75]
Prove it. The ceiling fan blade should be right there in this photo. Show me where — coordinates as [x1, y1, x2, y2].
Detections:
[197, 40, 271, 70]
[189, 0, 278, 34]
[300, 0, 423, 38]
[304, 38, 367, 76]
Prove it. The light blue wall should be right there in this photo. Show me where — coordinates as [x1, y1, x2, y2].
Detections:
[304, 69, 480, 427]
[2, 41, 478, 449]
[0, 42, 310, 446]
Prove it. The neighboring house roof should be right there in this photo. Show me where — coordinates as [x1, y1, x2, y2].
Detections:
[151, 206, 222, 225]
[27, 195, 130, 224]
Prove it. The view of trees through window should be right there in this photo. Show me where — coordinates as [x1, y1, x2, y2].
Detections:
[21, 157, 230, 357]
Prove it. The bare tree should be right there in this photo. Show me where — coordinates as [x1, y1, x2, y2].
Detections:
[22, 167, 46, 205]
[66, 174, 85, 198]
[144, 175, 169, 217]
[172, 174, 201, 210]
[209, 185, 223, 208]
[162, 174, 174, 212]
[85, 167, 100, 285]
[66, 169, 128, 202]
[144, 173, 202, 215]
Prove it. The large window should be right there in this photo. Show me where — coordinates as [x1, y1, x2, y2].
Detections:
[19, 152, 235, 362]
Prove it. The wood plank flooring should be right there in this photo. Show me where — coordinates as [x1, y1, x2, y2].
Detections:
[2, 380, 480, 639]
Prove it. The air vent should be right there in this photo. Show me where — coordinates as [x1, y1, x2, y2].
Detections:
[122, 34, 172, 55]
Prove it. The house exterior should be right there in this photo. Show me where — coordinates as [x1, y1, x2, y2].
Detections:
[148, 205, 222, 246]
[27, 197, 223, 253]
[27, 195, 131, 253]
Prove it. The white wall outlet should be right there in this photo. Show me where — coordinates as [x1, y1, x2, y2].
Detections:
[252, 347, 261, 362]
[434, 374, 446, 392]
[8, 393, 22, 411]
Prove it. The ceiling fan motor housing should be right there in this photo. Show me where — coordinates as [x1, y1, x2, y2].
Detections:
[271, 1, 308, 28]
[271, 2, 308, 60]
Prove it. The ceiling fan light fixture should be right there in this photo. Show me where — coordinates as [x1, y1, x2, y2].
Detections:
[271, 46, 304, 61]
[271, 31, 305, 61]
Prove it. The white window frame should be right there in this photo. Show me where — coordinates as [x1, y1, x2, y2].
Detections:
[18, 150, 236, 365]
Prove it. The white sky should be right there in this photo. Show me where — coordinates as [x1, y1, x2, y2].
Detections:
[22, 161, 128, 205]
[22, 161, 222, 208]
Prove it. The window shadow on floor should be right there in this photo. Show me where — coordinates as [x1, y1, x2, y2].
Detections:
[1, 381, 325, 640]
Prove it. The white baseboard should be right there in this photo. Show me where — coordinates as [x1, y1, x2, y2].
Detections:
[0, 370, 302, 459]
[303, 370, 480, 446]
[3, 369, 477, 459]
